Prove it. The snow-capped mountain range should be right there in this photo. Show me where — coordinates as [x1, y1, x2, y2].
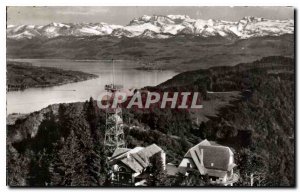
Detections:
[7, 15, 294, 40]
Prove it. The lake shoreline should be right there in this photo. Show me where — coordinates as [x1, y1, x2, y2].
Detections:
[8, 58, 184, 72]
[7, 76, 99, 92]
[6, 59, 178, 114]
[7, 61, 99, 92]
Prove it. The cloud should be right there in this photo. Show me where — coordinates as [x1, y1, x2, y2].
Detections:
[58, 7, 110, 16]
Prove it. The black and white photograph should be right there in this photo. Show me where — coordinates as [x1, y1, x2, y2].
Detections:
[5, 5, 295, 187]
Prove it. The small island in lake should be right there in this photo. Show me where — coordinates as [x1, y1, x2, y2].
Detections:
[7, 61, 98, 91]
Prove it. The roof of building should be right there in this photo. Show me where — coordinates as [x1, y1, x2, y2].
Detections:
[202, 145, 231, 171]
[111, 148, 131, 159]
[183, 140, 236, 176]
[110, 144, 163, 173]
[136, 143, 162, 158]
[184, 139, 211, 158]
[120, 156, 145, 173]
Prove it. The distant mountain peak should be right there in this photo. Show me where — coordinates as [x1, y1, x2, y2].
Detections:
[241, 16, 265, 22]
[167, 14, 190, 20]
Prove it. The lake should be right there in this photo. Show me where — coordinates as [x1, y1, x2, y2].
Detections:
[7, 59, 178, 114]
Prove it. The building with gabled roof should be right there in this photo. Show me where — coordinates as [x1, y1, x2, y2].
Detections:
[178, 139, 239, 186]
[108, 144, 166, 186]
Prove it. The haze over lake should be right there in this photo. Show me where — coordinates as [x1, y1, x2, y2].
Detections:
[7, 59, 178, 114]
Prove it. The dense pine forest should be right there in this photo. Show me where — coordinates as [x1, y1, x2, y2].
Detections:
[7, 56, 295, 186]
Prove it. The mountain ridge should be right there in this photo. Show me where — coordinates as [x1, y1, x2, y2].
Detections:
[7, 15, 294, 40]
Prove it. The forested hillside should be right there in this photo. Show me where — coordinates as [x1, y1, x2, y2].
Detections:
[155, 56, 295, 186]
[7, 56, 295, 186]
[7, 61, 98, 91]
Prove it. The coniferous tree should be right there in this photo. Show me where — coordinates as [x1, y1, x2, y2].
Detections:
[50, 127, 97, 186]
[146, 152, 167, 186]
[7, 144, 30, 186]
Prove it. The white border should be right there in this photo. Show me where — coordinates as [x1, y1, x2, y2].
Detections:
[1, 0, 298, 6]
[1, 0, 298, 192]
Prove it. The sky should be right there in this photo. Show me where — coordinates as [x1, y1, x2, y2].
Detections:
[7, 6, 294, 25]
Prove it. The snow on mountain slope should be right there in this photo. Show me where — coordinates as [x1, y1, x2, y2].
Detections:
[124, 23, 161, 35]
[161, 24, 185, 35]
[137, 29, 172, 39]
[7, 15, 294, 40]
[167, 15, 190, 21]
[78, 27, 102, 35]
[8, 31, 38, 40]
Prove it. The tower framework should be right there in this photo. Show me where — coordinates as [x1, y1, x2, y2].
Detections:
[103, 60, 126, 154]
